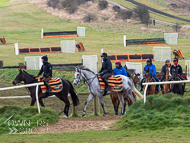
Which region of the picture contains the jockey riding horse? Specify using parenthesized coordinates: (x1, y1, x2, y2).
(140, 58, 160, 92)
(170, 58, 186, 94)
(37, 55, 52, 93)
(98, 53, 112, 91)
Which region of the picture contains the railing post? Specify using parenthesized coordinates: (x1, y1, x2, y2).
(144, 84, 148, 104)
(35, 85, 41, 113)
(93, 96, 97, 116)
(72, 105, 77, 116)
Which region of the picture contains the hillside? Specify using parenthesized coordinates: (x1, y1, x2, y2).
(0, 0, 190, 71)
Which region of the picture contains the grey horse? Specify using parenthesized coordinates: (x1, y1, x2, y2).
(73, 67, 143, 116)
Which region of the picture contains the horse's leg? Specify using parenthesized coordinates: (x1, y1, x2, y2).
(110, 94, 119, 115)
(82, 94, 94, 117)
(118, 92, 125, 115)
(30, 96, 36, 106)
(39, 99, 45, 107)
(56, 93, 70, 117)
(98, 94, 106, 116)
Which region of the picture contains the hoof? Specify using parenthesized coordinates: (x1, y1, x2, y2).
(103, 112, 106, 116)
(82, 112, 86, 117)
(64, 115, 68, 118)
(115, 113, 118, 115)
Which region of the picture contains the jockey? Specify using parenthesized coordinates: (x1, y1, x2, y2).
(37, 55, 52, 92)
(160, 59, 171, 81)
(139, 58, 160, 92)
(170, 58, 182, 76)
(98, 53, 112, 91)
(114, 60, 128, 76)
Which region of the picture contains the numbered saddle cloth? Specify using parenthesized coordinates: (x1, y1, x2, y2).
(37, 78, 63, 94)
(98, 76, 123, 91)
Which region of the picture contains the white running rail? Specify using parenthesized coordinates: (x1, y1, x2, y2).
(142, 80, 190, 103)
(0, 83, 44, 113)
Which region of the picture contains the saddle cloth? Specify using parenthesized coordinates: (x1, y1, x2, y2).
(98, 76, 123, 92)
(37, 77, 63, 94)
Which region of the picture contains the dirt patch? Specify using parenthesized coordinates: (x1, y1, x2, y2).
(32, 115, 121, 133)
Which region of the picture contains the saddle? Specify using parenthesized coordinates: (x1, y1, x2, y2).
(37, 77, 63, 94)
(98, 76, 123, 92)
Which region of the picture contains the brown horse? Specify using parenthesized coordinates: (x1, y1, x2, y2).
(143, 68, 158, 95)
(12, 70, 79, 117)
(162, 64, 171, 95)
(110, 73, 141, 115)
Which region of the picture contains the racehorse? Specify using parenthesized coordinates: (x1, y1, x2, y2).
(12, 70, 79, 117)
(110, 73, 141, 115)
(73, 68, 143, 116)
(143, 68, 158, 95)
(171, 66, 184, 96)
(162, 64, 171, 95)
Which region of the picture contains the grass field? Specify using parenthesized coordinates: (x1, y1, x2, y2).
(0, 0, 190, 71)
(0, 127, 190, 142)
(0, 0, 10, 6)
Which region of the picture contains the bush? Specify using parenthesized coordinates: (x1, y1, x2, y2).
(47, 0, 60, 9)
(115, 93, 190, 130)
(133, 5, 151, 27)
(66, 6, 78, 14)
(98, 0, 108, 10)
(61, 0, 73, 8)
(118, 10, 133, 20)
(112, 5, 120, 12)
(83, 13, 97, 23)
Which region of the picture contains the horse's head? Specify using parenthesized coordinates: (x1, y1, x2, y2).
(73, 67, 83, 86)
(144, 68, 151, 82)
(12, 69, 24, 85)
(133, 73, 141, 85)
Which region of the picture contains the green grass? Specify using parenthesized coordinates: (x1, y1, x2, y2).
(115, 93, 190, 130)
(0, 0, 10, 5)
(0, 127, 190, 142)
(0, 105, 59, 135)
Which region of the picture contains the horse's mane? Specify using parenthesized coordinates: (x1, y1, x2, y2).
(81, 68, 95, 74)
(23, 70, 36, 79)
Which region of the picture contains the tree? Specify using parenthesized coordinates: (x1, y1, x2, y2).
(47, 0, 60, 9)
(83, 13, 97, 23)
(173, 23, 182, 32)
(134, 5, 151, 27)
(98, 0, 108, 10)
(118, 10, 133, 20)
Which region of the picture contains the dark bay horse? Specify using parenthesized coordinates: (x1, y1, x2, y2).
(110, 73, 141, 115)
(143, 68, 158, 95)
(171, 67, 184, 96)
(12, 70, 79, 117)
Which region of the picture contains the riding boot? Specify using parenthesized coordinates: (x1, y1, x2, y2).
(103, 79, 110, 91)
(44, 82, 52, 92)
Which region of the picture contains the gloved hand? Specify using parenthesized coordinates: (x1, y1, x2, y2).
(100, 72, 104, 76)
(178, 74, 180, 76)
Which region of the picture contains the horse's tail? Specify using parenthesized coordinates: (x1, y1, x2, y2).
(132, 85, 143, 99)
(67, 80, 80, 106)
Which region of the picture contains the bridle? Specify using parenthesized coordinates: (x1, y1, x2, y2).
(75, 69, 97, 92)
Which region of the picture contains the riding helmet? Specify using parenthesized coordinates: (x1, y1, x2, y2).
(146, 58, 152, 64)
(173, 58, 178, 63)
(101, 53, 107, 57)
(115, 60, 121, 64)
(42, 55, 48, 62)
(165, 59, 170, 63)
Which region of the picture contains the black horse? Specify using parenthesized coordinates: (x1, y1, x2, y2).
(171, 67, 184, 96)
(12, 70, 79, 117)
